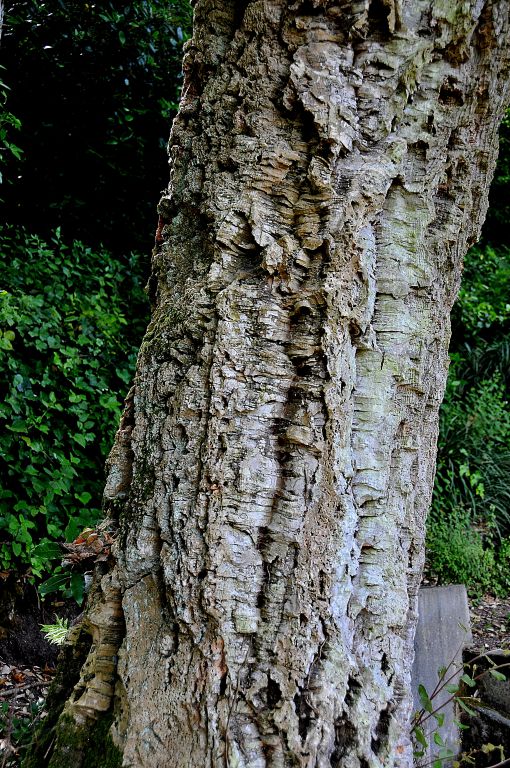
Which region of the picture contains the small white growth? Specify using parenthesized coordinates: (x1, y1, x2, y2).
(161, 634, 176, 684)
(160, 634, 175, 657)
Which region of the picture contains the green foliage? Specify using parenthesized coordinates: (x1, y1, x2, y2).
(0, 226, 147, 576)
(0, 700, 45, 768)
(492, 537, 510, 598)
(434, 369, 510, 534)
(485, 108, 510, 243)
(430, 367, 510, 595)
(456, 245, 510, 335)
(38, 570, 86, 606)
(2, 0, 193, 252)
(412, 648, 510, 767)
(429, 172, 510, 596)
(426, 509, 495, 597)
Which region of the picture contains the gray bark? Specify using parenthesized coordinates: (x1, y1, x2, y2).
(41, 2, 510, 767)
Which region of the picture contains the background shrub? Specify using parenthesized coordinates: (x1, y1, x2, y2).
(428, 118, 510, 595)
(0, 226, 148, 576)
(426, 508, 495, 597)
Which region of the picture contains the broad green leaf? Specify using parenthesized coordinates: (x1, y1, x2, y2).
(76, 491, 92, 505)
(460, 673, 476, 688)
(70, 573, 85, 606)
(39, 572, 70, 596)
(489, 669, 507, 681)
(418, 684, 433, 713)
(414, 727, 427, 749)
(31, 541, 63, 560)
(434, 732, 445, 747)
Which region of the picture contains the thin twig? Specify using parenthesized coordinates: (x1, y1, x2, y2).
(43, 736, 55, 762)
(0, 680, 50, 699)
(427, 636, 466, 702)
(416, 662, 510, 731)
(417, 745, 510, 768)
(413, 649, 510, 730)
(483, 757, 510, 768)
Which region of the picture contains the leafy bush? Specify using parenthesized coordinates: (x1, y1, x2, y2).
(456, 245, 510, 336)
(0, 226, 148, 576)
(426, 508, 496, 597)
(0, 699, 45, 768)
(492, 537, 510, 598)
(429, 239, 510, 595)
(452, 244, 510, 395)
(429, 148, 510, 595)
(427, 509, 510, 599)
(434, 369, 510, 536)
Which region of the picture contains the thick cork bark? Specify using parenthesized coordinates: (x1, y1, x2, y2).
(34, 2, 510, 768)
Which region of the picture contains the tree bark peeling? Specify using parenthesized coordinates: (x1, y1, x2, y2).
(41, 2, 510, 767)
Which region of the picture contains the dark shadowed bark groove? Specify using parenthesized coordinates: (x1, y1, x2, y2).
(30, 2, 510, 768)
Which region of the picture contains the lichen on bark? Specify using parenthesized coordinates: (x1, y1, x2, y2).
(29, 2, 510, 767)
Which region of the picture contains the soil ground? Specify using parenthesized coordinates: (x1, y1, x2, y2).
(0, 580, 508, 767)
(0, 576, 80, 767)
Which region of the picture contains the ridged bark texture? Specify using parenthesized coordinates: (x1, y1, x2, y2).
(43, 2, 510, 767)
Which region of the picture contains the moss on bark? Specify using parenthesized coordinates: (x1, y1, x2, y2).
(45, 713, 122, 768)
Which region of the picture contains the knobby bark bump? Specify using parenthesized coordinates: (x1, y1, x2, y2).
(27, 2, 510, 767)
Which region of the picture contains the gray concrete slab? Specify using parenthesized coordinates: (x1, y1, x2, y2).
(411, 585, 472, 766)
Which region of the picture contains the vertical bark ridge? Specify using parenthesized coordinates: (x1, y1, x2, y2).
(42, 2, 510, 767)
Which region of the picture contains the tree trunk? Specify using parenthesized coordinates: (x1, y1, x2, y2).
(28, 2, 510, 767)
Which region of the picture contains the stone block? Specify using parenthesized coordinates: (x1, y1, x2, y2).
(412, 585, 472, 765)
